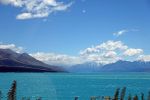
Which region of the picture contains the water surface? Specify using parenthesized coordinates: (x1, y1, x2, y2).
(0, 72, 150, 100)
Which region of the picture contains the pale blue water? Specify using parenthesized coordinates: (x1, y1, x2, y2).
(0, 73, 150, 100)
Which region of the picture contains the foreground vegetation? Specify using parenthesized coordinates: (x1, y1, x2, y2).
(85, 87, 150, 100)
(0, 81, 150, 100)
(0, 81, 41, 100)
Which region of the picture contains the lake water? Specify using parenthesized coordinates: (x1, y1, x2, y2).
(0, 72, 150, 100)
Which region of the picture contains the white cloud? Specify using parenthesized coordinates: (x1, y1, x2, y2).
(113, 30, 128, 36)
(0, 43, 23, 53)
(80, 41, 128, 56)
(113, 29, 139, 37)
(0, 0, 22, 6)
(0, 0, 73, 20)
(30, 52, 85, 66)
(80, 40, 127, 64)
(80, 40, 144, 64)
(123, 48, 143, 56)
(16, 13, 32, 20)
(96, 41, 128, 51)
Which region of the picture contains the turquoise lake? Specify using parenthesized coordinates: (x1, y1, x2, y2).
(0, 73, 150, 100)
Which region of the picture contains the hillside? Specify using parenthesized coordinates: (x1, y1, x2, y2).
(0, 49, 64, 72)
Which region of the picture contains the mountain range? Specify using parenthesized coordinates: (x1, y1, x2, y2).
(68, 62, 102, 73)
(1, 48, 150, 73)
(0, 49, 64, 72)
(69, 60, 150, 73)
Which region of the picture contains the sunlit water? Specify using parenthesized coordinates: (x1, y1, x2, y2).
(0, 72, 150, 100)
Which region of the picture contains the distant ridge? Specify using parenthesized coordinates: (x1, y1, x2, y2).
(69, 62, 102, 73)
(99, 60, 150, 72)
(69, 60, 150, 73)
(0, 49, 64, 72)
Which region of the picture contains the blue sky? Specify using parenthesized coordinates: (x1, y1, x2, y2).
(0, 0, 150, 66)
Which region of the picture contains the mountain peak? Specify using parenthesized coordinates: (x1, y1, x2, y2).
(0, 48, 64, 72)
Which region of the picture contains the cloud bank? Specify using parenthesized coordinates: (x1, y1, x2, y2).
(80, 41, 143, 64)
(0, 0, 73, 20)
(0, 41, 149, 66)
(28, 41, 150, 65)
(30, 52, 84, 66)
